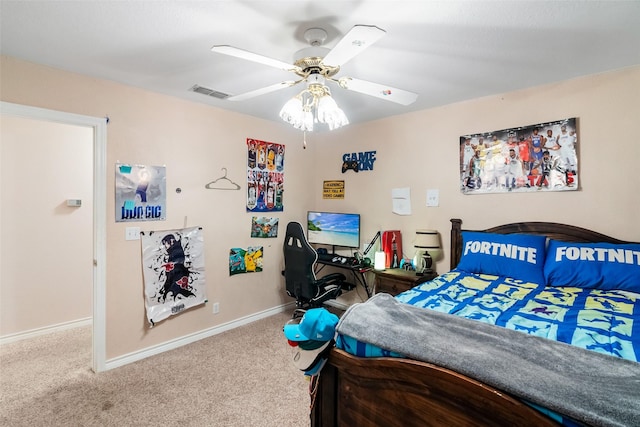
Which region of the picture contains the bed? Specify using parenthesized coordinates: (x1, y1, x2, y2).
(310, 219, 640, 427)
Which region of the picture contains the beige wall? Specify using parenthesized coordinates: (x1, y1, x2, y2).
(0, 116, 93, 335)
(311, 66, 640, 273)
(2, 55, 639, 361)
(0, 56, 314, 359)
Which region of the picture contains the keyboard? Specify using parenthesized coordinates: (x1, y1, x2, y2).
(317, 253, 362, 267)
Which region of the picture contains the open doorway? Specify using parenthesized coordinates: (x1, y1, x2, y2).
(0, 102, 106, 372)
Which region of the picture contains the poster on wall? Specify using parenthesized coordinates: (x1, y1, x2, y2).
(460, 118, 578, 194)
(141, 226, 207, 326)
(115, 164, 166, 221)
(251, 217, 279, 238)
(229, 246, 263, 275)
(247, 138, 284, 212)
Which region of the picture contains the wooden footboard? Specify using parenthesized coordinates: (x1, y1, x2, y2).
(311, 348, 559, 427)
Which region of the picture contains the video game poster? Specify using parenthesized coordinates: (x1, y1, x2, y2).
(251, 217, 279, 238)
(115, 164, 166, 222)
(460, 118, 578, 194)
(141, 226, 207, 326)
(247, 138, 284, 212)
(229, 246, 263, 275)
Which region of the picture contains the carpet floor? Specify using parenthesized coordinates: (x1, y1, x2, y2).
(0, 310, 310, 427)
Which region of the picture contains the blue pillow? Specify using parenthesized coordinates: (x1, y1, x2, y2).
(544, 240, 640, 292)
(458, 231, 546, 284)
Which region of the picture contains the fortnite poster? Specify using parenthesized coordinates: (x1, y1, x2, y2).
(141, 226, 207, 325)
(115, 164, 166, 222)
(247, 138, 284, 212)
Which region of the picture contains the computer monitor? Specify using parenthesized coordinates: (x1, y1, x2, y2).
(307, 211, 361, 249)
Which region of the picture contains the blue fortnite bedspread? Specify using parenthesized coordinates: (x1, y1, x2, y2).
(336, 270, 640, 426)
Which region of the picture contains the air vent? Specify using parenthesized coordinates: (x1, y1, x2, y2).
(189, 84, 230, 99)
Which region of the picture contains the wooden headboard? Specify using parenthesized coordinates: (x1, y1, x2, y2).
(449, 218, 631, 270)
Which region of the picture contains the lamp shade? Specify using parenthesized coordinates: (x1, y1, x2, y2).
(414, 230, 440, 250)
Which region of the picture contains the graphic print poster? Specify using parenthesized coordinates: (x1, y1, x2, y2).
(115, 164, 166, 222)
(460, 117, 578, 194)
(229, 246, 263, 275)
(247, 138, 284, 212)
(141, 226, 207, 325)
(251, 217, 279, 238)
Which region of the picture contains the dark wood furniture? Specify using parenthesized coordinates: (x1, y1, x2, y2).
(373, 268, 437, 296)
(311, 218, 634, 427)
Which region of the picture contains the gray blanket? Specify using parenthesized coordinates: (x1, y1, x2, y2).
(336, 293, 640, 427)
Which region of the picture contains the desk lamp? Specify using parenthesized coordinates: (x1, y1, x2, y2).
(414, 230, 440, 276)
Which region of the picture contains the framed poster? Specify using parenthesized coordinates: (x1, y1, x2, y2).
(460, 118, 578, 194)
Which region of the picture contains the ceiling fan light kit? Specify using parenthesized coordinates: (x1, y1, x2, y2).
(211, 24, 417, 132)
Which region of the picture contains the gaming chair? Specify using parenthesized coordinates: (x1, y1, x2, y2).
(283, 221, 347, 309)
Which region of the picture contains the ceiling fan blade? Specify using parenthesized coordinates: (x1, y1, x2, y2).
(322, 25, 386, 67)
(227, 81, 299, 101)
(337, 77, 418, 105)
(211, 45, 301, 73)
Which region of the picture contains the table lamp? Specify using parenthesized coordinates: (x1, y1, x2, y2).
(413, 230, 440, 276)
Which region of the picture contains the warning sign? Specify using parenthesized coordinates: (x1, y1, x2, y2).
(323, 180, 345, 199)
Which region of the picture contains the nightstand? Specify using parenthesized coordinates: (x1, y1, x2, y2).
(373, 268, 438, 296)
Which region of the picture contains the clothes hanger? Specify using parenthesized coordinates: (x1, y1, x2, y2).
(205, 167, 241, 190)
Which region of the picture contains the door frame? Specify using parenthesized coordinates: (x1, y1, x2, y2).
(1, 101, 107, 372)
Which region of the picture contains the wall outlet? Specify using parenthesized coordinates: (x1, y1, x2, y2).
(213, 302, 220, 314)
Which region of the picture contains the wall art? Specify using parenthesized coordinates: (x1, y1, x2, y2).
(141, 226, 206, 326)
(247, 138, 284, 212)
(115, 163, 166, 221)
(251, 217, 279, 238)
(460, 118, 578, 194)
(229, 246, 263, 275)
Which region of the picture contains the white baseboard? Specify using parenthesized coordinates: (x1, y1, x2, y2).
(0, 317, 92, 345)
(104, 302, 295, 371)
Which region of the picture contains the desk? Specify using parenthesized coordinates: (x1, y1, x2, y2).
(373, 268, 438, 296)
(315, 259, 373, 297)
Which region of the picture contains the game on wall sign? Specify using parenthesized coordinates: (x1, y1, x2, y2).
(341, 150, 376, 173)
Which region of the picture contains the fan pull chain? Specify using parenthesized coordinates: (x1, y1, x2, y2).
(303, 131, 307, 149)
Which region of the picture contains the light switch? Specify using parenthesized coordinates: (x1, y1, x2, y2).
(125, 227, 141, 241)
(426, 189, 439, 207)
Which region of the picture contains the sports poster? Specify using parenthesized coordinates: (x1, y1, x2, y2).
(229, 246, 263, 275)
(247, 138, 284, 212)
(460, 118, 578, 194)
(115, 164, 166, 221)
(141, 226, 206, 325)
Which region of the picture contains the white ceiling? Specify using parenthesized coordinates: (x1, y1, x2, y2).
(2, 1, 640, 131)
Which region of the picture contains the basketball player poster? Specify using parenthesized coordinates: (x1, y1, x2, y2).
(115, 164, 166, 222)
(141, 226, 207, 326)
(459, 118, 578, 194)
(247, 138, 284, 212)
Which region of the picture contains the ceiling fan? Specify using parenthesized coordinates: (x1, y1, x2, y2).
(210, 25, 418, 131)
